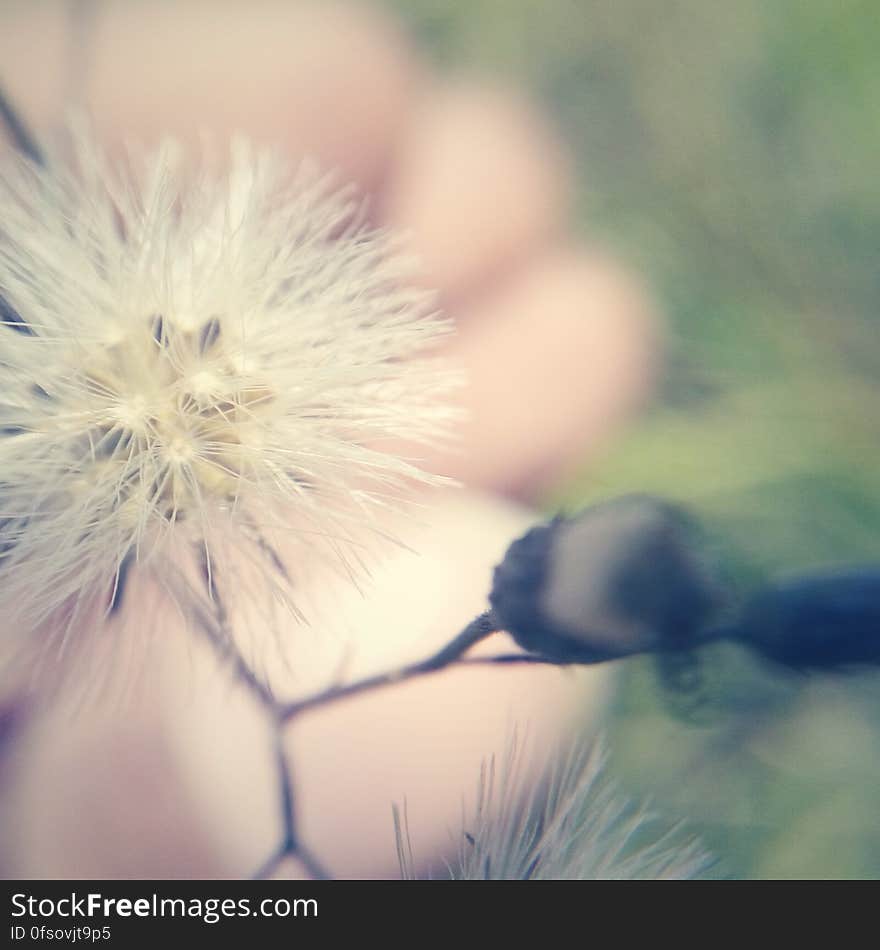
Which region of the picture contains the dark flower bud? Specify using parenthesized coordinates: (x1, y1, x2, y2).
(489, 495, 723, 664)
(730, 569, 880, 670)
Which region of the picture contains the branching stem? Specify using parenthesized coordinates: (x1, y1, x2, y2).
(187, 592, 546, 880)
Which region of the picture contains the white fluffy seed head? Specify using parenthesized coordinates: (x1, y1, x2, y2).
(0, 127, 458, 665)
(395, 735, 713, 880)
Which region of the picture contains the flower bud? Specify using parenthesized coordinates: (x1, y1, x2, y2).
(731, 569, 880, 670)
(489, 495, 722, 664)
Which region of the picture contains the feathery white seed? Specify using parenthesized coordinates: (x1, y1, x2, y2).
(396, 737, 713, 880)
(0, 129, 457, 652)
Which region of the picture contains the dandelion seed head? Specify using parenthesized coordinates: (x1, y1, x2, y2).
(395, 735, 714, 880)
(0, 126, 457, 659)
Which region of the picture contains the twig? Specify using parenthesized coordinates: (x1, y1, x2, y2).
(187, 585, 276, 709)
(0, 84, 44, 165)
(251, 728, 332, 880)
(186, 563, 509, 880)
(459, 653, 565, 668)
(278, 610, 500, 722)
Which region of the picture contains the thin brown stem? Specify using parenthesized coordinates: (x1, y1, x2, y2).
(279, 610, 500, 722)
(187, 583, 276, 708)
(185, 562, 329, 880)
(0, 84, 44, 165)
(187, 594, 531, 880)
(251, 727, 332, 880)
(459, 653, 565, 668)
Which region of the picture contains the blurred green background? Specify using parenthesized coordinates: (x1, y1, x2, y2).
(389, 0, 880, 878)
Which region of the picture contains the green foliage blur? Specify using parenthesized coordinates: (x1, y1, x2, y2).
(390, 0, 880, 878)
